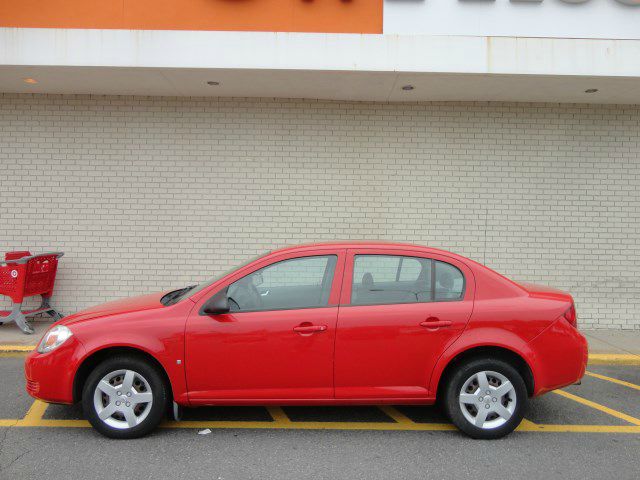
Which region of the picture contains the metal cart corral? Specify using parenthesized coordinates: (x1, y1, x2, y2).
(0, 251, 65, 334)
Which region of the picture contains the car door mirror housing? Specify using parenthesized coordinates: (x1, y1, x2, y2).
(202, 289, 230, 315)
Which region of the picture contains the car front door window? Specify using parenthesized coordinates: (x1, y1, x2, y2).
(227, 255, 337, 312)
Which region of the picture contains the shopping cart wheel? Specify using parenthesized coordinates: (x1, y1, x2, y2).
(15, 312, 34, 335)
(46, 309, 64, 322)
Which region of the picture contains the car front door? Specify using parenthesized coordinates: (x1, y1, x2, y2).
(334, 248, 474, 400)
(185, 249, 345, 403)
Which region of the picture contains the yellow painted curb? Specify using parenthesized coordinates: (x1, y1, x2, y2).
(588, 354, 640, 365)
(0, 345, 35, 352)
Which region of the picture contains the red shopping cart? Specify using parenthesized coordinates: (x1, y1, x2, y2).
(0, 251, 65, 334)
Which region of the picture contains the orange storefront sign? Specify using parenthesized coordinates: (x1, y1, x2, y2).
(0, 0, 382, 34)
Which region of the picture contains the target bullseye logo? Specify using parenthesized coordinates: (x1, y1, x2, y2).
(10, 269, 18, 278)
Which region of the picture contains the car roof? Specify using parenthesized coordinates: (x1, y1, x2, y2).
(270, 241, 462, 258)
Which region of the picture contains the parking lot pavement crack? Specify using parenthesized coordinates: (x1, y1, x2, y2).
(1, 447, 30, 475)
(0, 420, 21, 474)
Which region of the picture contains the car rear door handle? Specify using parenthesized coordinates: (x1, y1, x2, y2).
(420, 318, 452, 329)
(293, 324, 327, 334)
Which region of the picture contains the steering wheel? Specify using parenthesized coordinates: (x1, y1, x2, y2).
(246, 279, 263, 309)
(228, 297, 240, 311)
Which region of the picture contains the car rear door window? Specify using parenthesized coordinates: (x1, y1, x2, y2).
(351, 255, 464, 305)
(227, 255, 337, 312)
(351, 255, 433, 305)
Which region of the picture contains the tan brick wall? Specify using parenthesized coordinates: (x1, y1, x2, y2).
(1, 94, 638, 329)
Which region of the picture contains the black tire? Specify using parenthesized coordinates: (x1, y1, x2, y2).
(443, 358, 528, 440)
(82, 355, 168, 439)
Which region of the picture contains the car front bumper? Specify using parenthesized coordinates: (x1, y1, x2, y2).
(24, 337, 85, 404)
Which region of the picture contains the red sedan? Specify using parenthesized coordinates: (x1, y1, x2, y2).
(25, 242, 587, 439)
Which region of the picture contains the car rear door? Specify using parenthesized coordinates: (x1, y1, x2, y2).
(334, 248, 474, 400)
(185, 249, 345, 403)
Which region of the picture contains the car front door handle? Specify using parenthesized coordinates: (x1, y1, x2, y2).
(293, 324, 327, 334)
(419, 318, 452, 329)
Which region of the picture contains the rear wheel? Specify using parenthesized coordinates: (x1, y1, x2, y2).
(443, 358, 528, 439)
(82, 356, 167, 439)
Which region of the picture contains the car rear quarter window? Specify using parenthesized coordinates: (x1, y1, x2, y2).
(434, 260, 464, 301)
(351, 255, 464, 306)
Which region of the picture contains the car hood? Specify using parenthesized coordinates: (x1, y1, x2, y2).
(59, 291, 169, 326)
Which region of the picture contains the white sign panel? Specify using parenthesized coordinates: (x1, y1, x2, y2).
(384, 0, 640, 39)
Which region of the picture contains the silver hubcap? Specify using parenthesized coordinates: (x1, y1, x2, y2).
(93, 369, 153, 430)
(459, 370, 516, 429)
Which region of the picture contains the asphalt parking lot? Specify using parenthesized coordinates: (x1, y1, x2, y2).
(0, 354, 639, 480)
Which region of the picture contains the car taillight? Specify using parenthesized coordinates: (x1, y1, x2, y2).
(564, 304, 577, 328)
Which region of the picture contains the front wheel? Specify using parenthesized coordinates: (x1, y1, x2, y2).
(443, 358, 528, 439)
(82, 356, 167, 439)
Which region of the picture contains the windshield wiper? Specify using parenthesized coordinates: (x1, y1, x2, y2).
(161, 285, 197, 306)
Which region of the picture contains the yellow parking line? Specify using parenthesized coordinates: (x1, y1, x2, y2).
(585, 371, 640, 392)
(20, 400, 49, 426)
(15, 419, 90, 428)
(532, 424, 640, 433)
(517, 418, 539, 429)
(378, 406, 415, 425)
(266, 406, 292, 424)
(553, 390, 640, 426)
(3, 417, 640, 434)
(2, 404, 639, 434)
(163, 420, 457, 431)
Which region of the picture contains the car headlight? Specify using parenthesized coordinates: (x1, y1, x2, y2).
(37, 325, 73, 353)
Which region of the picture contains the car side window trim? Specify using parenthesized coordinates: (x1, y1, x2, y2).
(395, 257, 403, 282)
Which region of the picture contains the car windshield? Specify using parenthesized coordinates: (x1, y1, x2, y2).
(161, 252, 267, 306)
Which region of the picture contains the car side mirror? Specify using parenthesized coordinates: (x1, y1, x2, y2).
(202, 289, 230, 315)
